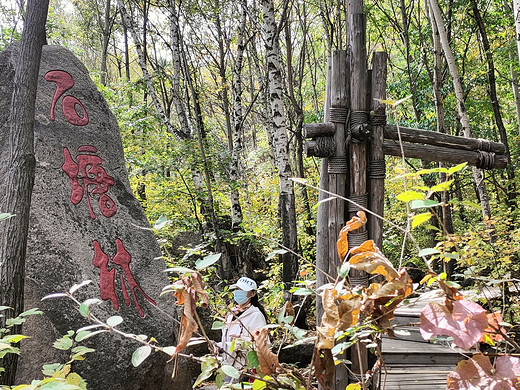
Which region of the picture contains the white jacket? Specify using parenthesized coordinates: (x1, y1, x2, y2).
(220, 304, 266, 366)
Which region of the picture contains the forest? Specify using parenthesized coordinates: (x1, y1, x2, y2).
(1, 0, 520, 389)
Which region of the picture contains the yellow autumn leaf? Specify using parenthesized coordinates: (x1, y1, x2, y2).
(412, 212, 432, 229)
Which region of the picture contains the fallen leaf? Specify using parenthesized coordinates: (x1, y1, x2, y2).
(252, 327, 280, 375)
(420, 298, 488, 349)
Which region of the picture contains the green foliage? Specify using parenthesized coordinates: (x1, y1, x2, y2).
(0, 307, 90, 390)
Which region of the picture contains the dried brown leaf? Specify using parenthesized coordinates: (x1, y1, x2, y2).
(349, 242, 399, 281)
(337, 298, 361, 331)
(313, 348, 334, 390)
(190, 271, 209, 308)
(252, 327, 280, 375)
(280, 301, 295, 325)
(174, 289, 198, 356)
(317, 289, 339, 349)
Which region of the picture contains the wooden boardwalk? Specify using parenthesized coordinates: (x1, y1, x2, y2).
(376, 291, 466, 390)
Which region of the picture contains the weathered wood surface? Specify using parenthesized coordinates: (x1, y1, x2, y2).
(315, 56, 332, 324)
(383, 140, 508, 169)
(368, 51, 387, 249)
(384, 124, 506, 154)
(304, 122, 335, 138)
(348, 11, 369, 384)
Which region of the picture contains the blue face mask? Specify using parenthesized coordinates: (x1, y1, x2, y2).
(233, 289, 249, 305)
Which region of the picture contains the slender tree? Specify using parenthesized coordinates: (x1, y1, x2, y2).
(0, 0, 49, 384)
(471, 0, 516, 208)
(429, 0, 492, 220)
(261, 0, 299, 284)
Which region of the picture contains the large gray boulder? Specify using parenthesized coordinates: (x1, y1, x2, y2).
(0, 44, 194, 389)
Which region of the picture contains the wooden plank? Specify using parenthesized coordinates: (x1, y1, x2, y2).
(304, 122, 335, 138)
(383, 140, 508, 169)
(382, 338, 463, 354)
(384, 124, 506, 154)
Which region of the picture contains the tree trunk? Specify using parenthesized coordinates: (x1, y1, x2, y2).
(230, 0, 247, 229)
(429, 0, 492, 220)
(285, 10, 314, 238)
(513, 0, 520, 70)
(471, 0, 516, 208)
(399, 0, 422, 123)
(122, 17, 130, 81)
(99, 0, 111, 86)
(509, 51, 520, 136)
(262, 0, 299, 285)
(426, 0, 454, 239)
(116, 0, 189, 139)
(0, 0, 49, 384)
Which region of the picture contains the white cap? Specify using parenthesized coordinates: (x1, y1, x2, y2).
(230, 276, 257, 291)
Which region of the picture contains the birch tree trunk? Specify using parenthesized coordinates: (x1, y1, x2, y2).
(0, 0, 49, 384)
(230, 0, 247, 229)
(429, 0, 492, 220)
(514, 0, 520, 68)
(117, 0, 189, 139)
(262, 0, 299, 284)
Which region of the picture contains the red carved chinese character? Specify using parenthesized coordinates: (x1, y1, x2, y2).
(92, 239, 157, 317)
(45, 70, 89, 126)
(62, 146, 117, 219)
(92, 240, 119, 311)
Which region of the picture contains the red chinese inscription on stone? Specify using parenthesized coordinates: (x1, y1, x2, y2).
(45, 70, 89, 126)
(92, 239, 157, 318)
(62, 146, 117, 219)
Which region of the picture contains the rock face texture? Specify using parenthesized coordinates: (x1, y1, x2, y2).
(0, 44, 190, 389)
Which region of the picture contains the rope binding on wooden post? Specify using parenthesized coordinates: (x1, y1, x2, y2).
(476, 150, 495, 170)
(369, 159, 386, 179)
(348, 193, 368, 212)
(329, 107, 349, 124)
(328, 156, 348, 174)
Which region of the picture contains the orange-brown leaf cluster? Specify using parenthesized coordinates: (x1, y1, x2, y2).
(349, 240, 400, 281)
(336, 211, 367, 260)
(252, 327, 280, 376)
(172, 272, 210, 356)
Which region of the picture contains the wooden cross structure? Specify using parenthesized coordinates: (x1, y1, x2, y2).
(305, 2, 507, 389)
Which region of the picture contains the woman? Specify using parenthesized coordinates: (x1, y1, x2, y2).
(219, 276, 268, 370)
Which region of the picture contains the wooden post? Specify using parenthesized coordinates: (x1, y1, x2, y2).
(328, 49, 350, 390)
(316, 57, 332, 324)
(348, 9, 369, 386)
(369, 52, 387, 249)
(328, 50, 349, 280)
